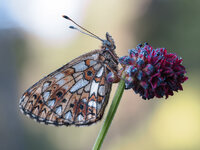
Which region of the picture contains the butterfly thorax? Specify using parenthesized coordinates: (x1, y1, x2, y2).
(101, 32, 118, 64)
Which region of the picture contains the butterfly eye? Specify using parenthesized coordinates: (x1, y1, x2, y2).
(38, 100, 43, 104)
(84, 67, 95, 81)
(87, 70, 93, 76)
(70, 103, 74, 108)
(62, 99, 67, 103)
(33, 94, 37, 99)
(79, 104, 84, 110)
(56, 91, 63, 98)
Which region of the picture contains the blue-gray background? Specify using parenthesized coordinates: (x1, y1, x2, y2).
(0, 0, 199, 150)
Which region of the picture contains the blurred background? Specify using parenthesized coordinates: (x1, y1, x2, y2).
(0, 0, 200, 150)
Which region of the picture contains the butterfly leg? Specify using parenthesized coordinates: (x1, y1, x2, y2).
(106, 69, 120, 83)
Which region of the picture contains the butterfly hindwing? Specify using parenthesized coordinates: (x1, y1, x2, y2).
(19, 49, 116, 126)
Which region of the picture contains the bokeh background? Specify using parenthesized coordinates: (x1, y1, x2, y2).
(0, 0, 200, 150)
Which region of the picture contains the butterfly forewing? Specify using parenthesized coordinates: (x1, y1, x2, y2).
(19, 49, 118, 126)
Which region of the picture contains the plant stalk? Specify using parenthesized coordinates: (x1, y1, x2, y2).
(92, 74, 125, 150)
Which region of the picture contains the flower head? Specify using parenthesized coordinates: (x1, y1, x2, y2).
(119, 43, 188, 100)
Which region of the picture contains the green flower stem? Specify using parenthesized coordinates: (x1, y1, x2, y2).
(92, 74, 125, 150)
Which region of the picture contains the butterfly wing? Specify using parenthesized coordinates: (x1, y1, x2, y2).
(19, 49, 115, 126)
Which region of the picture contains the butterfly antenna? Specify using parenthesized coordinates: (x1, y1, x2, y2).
(68, 26, 102, 41)
(62, 15, 104, 42)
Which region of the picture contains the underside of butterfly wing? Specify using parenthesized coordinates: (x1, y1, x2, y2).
(19, 49, 118, 126)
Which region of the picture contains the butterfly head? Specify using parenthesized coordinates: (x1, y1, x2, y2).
(102, 32, 116, 51)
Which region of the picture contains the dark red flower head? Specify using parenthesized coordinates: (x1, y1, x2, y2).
(118, 43, 188, 100)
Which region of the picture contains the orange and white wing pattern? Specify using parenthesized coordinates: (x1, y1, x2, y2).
(19, 49, 119, 126)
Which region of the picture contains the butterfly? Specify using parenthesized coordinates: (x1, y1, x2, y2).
(19, 16, 120, 126)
